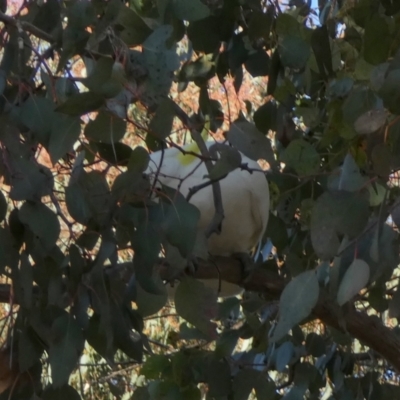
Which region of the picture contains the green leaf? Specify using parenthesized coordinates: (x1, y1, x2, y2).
(254, 102, 278, 133)
(19, 202, 60, 251)
(244, 50, 270, 77)
(232, 369, 266, 400)
(207, 143, 242, 180)
(305, 333, 326, 357)
(342, 87, 380, 126)
(136, 275, 167, 317)
(17, 96, 54, 145)
(65, 183, 93, 224)
(32, 0, 61, 34)
(128, 146, 150, 172)
(327, 77, 354, 98)
(328, 153, 367, 192)
(141, 354, 171, 379)
(279, 35, 310, 70)
(83, 57, 122, 98)
(311, 25, 333, 78)
(116, 5, 152, 46)
(42, 384, 81, 400)
(276, 341, 294, 372)
(55, 92, 105, 116)
(9, 158, 53, 201)
(19, 252, 33, 309)
(49, 314, 85, 387)
(159, 187, 201, 257)
(275, 13, 301, 37)
(281, 139, 320, 176)
(371, 144, 392, 177)
(337, 259, 370, 305)
(310, 191, 369, 259)
(111, 305, 143, 361)
(389, 286, 400, 319)
(86, 313, 114, 361)
(179, 55, 215, 82)
(148, 98, 175, 140)
(96, 142, 133, 166)
(18, 325, 44, 372)
(187, 17, 222, 53)
(172, 0, 210, 21)
(49, 114, 81, 163)
(379, 69, 400, 115)
(354, 109, 387, 135)
(272, 270, 319, 342)
(363, 15, 390, 65)
(207, 357, 231, 397)
(175, 278, 218, 339)
(84, 110, 126, 143)
(227, 119, 275, 164)
(0, 190, 7, 222)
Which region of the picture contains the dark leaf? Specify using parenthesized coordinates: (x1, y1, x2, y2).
(281, 139, 320, 176)
(55, 92, 105, 116)
(363, 15, 390, 65)
(279, 35, 310, 70)
(42, 384, 81, 400)
(207, 143, 242, 180)
(9, 159, 53, 201)
(49, 314, 84, 387)
(207, 357, 231, 397)
(16, 96, 54, 145)
(0, 190, 7, 222)
(244, 50, 270, 77)
(84, 110, 126, 143)
(227, 120, 276, 165)
(148, 98, 175, 141)
(19, 202, 60, 252)
(175, 278, 218, 339)
(379, 69, 400, 115)
(49, 114, 81, 163)
(254, 102, 278, 133)
(172, 0, 210, 21)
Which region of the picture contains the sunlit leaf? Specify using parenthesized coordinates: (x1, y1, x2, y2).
(337, 259, 370, 306)
(272, 271, 319, 342)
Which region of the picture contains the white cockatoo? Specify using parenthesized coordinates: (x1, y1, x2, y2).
(146, 139, 270, 297)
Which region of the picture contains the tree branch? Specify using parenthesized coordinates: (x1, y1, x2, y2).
(1, 257, 399, 372)
(175, 257, 400, 372)
(0, 11, 54, 43)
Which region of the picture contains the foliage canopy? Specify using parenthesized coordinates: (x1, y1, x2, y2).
(1, 0, 400, 399)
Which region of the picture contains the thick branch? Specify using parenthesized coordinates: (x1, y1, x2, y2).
(1, 257, 400, 371)
(182, 257, 400, 372)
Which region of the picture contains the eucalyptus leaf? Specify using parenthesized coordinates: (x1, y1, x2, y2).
(354, 109, 387, 135)
(281, 139, 320, 176)
(175, 277, 218, 339)
(49, 314, 85, 387)
(55, 92, 105, 116)
(337, 259, 370, 306)
(227, 120, 275, 165)
(84, 110, 126, 143)
(19, 202, 60, 252)
(272, 270, 319, 342)
(172, 0, 210, 21)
